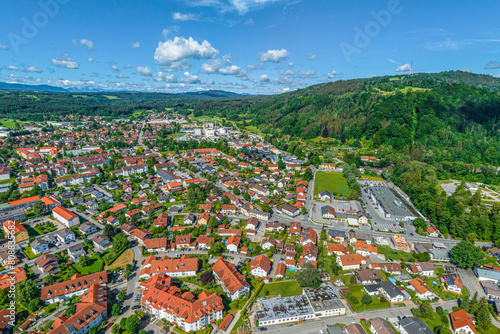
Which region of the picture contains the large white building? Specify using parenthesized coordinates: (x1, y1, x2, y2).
(52, 206, 80, 228)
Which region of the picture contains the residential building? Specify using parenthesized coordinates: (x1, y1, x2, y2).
(378, 281, 404, 303)
(141, 274, 224, 332)
(41, 271, 108, 304)
(250, 255, 272, 277)
(2, 220, 28, 244)
(399, 317, 433, 334)
(370, 318, 396, 334)
(139, 255, 198, 278)
(450, 309, 477, 334)
(212, 258, 250, 301)
(336, 254, 366, 271)
(56, 229, 75, 244)
(408, 277, 434, 300)
(52, 206, 80, 228)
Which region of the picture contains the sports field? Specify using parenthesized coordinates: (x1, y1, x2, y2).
(315, 171, 350, 196)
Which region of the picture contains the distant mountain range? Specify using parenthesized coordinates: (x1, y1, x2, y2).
(0, 81, 250, 97)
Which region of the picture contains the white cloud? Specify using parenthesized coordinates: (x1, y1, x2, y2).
(88, 58, 94, 63)
(50, 54, 79, 69)
(279, 70, 294, 75)
(200, 59, 222, 74)
(181, 71, 200, 84)
(219, 65, 246, 77)
(327, 70, 337, 79)
(111, 65, 120, 73)
(117, 74, 129, 78)
(261, 49, 288, 62)
(309, 53, 317, 60)
(75, 38, 95, 50)
(25, 66, 42, 73)
(7, 66, 19, 70)
(184, 0, 283, 15)
(496, 74, 500, 78)
(135, 66, 153, 76)
(259, 74, 270, 82)
(172, 12, 197, 21)
(485, 61, 500, 69)
(247, 65, 257, 71)
(297, 70, 316, 78)
(288, 62, 294, 67)
(165, 74, 178, 83)
(462, 68, 471, 73)
(132, 42, 141, 49)
(395, 63, 412, 72)
(154, 36, 219, 69)
(0, 44, 8, 50)
(387, 59, 400, 64)
(200, 59, 246, 77)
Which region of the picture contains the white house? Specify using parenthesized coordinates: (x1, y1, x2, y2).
(52, 206, 80, 228)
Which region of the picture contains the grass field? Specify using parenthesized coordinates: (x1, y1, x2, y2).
(72, 95, 89, 98)
(348, 285, 390, 312)
(73, 255, 104, 275)
(360, 174, 385, 181)
(104, 248, 134, 270)
(377, 245, 414, 262)
(22, 247, 40, 259)
(315, 171, 350, 196)
(0, 119, 22, 128)
(104, 95, 120, 99)
(257, 280, 302, 298)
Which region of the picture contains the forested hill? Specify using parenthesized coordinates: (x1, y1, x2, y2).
(183, 71, 500, 166)
(0, 89, 245, 121)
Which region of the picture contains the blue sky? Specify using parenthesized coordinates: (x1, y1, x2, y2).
(0, 0, 499, 94)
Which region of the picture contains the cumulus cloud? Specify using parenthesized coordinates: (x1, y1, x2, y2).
(154, 36, 219, 70)
(181, 71, 200, 84)
(259, 74, 270, 82)
(6, 66, 19, 70)
(327, 70, 337, 79)
(297, 70, 316, 78)
(200, 59, 246, 77)
(172, 12, 197, 21)
(88, 58, 94, 63)
(25, 66, 42, 73)
(309, 53, 317, 60)
(0, 44, 8, 50)
(117, 74, 129, 78)
(50, 54, 79, 69)
(200, 59, 222, 74)
(132, 42, 141, 49)
(280, 70, 294, 75)
(261, 49, 288, 62)
(74, 39, 95, 50)
(395, 63, 412, 72)
(111, 65, 120, 73)
(135, 66, 153, 76)
(219, 65, 246, 77)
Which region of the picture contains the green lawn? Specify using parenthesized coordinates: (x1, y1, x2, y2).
(377, 245, 413, 262)
(104, 95, 120, 100)
(0, 178, 14, 185)
(360, 174, 385, 181)
(257, 280, 302, 298)
(0, 119, 23, 128)
(22, 247, 40, 259)
(73, 255, 104, 275)
(348, 285, 390, 312)
(315, 172, 350, 196)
